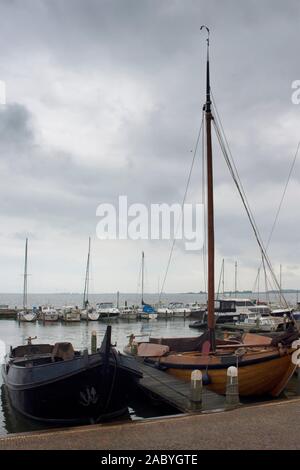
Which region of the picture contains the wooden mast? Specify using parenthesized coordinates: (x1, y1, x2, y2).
(201, 25, 216, 351)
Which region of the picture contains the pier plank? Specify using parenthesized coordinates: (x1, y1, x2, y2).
(137, 361, 225, 412)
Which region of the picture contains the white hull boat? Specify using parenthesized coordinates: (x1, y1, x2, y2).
(157, 307, 173, 318)
(61, 306, 81, 322)
(168, 303, 191, 318)
(18, 311, 37, 322)
(119, 307, 138, 320)
(87, 310, 100, 321)
(96, 303, 120, 319)
(40, 307, 59, 322)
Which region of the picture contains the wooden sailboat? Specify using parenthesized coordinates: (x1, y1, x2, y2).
(17, 238, 37, 322)
(130, 27, 300, 396)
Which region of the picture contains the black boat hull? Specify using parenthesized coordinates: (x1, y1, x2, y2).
(2, 352, 140, 424)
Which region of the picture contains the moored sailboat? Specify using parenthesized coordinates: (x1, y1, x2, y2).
(138, 252, 158, 320)
(127, 27, 300, 396)
(17, 239, 37, 323)
(81, 238, 100, 321)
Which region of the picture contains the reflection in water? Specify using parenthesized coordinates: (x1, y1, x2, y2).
(1, 384, 51, 435)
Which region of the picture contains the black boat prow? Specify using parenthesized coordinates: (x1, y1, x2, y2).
(2, 326, 142, 424)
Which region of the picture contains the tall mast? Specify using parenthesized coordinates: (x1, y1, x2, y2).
(279, 264, 282, 305)
(234, 261, 238, 296)
(257, 267, 260, 303)
(83, 237, 91, 308)
(201, 25, 215, 351)
(141, 251, 144, 304)
(221, 259, 225, 296)
(23, 238, 28, 312)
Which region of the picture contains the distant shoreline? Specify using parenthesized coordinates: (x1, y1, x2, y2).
(0, 290, 298, 295)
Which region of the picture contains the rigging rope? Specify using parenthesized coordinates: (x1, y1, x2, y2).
(211, 94, 289, 308)
(252, 141, 300, 297)
(159, 114, 204, 301)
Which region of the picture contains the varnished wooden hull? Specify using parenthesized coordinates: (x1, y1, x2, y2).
(159, 350, 296, 397)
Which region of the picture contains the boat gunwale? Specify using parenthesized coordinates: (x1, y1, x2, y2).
(2, 352, 141, 391)
(152, 350, 293, 370)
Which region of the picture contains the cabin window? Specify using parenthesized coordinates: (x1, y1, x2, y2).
(235, 301, 254, 307)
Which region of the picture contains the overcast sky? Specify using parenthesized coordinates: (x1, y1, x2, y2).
(0, 0, 300, 294)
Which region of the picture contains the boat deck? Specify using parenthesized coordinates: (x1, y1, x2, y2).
(137, 361, 225, 412)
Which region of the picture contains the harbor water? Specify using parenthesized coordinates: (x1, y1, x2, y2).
(0, 293, 203, 436)
(0, 292, 298, 436)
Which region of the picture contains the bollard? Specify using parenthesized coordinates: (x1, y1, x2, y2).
(190, 370, 202, 411)
(91, 330, 97, 354)
(226, 366, 240, 408)
(128, 334, 138, 355)
(296, 366, 300, 396)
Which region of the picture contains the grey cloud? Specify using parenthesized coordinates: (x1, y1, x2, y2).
(0, 0, 300, 291)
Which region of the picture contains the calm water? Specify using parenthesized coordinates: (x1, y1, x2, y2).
(0, 292, 298, 436)
(0, 291, 298, 310)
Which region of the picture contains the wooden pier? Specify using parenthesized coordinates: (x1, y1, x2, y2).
(0, 308, 18, 319)
(137, 361, 225, 413)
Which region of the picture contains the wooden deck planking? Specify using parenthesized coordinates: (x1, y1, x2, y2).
(137, 361, 225, 413)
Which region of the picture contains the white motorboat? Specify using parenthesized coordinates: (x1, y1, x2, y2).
(96, 302, 120, 319)
(228, 312, 288, 332)
(156, 305, 173, 318)
(185, 302, 206, 320)
(61, 306, 81, 322)
(119, 306, 138, 320)
(40, 306, 59, 322)
(168, 302, 191, 318)
(271, 307, 293, 318)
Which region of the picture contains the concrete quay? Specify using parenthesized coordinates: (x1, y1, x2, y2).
(0, 398, 300, 450)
